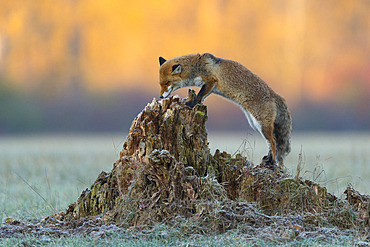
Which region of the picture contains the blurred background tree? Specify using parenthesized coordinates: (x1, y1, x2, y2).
(0, 0, 369, 133)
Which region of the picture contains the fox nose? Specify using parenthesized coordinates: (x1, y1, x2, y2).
(160, 95, 163, 99)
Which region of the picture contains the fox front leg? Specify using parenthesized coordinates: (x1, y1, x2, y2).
(187, 88, 197, 102)
(185, 77, 217, 108)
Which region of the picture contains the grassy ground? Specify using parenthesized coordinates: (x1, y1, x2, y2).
(0, 228, 363, 247)
(0, 133, 124, 222)
(0, 132, 369, 245)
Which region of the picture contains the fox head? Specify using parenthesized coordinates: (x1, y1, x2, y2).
(158, 54, 199, 98)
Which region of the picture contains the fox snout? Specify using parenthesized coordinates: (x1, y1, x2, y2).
(160, 85, 173, 99)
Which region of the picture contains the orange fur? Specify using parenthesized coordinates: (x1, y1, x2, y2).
(158, 53, 292, 166)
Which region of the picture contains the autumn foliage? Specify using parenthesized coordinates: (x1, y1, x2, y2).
(0, 1, 369, 133)
(0, 1, 369, 102)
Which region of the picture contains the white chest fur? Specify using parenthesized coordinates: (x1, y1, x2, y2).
(193, 77, 203, 87)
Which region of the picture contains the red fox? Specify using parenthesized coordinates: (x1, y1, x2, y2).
(158, 53, 292, 166)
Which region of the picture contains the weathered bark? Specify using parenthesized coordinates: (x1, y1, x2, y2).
(65, 95, 232, 227)
(122, 95, 211, 175)
(58, 94, 368, 232)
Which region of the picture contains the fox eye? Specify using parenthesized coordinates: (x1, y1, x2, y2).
(165, 81, 170, 86)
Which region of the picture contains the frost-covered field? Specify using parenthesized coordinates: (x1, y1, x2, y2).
(0, 132, 368, 246)
(1, 132, 369, 221)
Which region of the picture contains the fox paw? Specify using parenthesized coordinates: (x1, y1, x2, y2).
(187, 89, 197, 101)
(262, 155, 276, 168)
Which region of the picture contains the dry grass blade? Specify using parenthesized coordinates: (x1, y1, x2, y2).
(15, 172, 56, 213)
(295, 145, 304, 181)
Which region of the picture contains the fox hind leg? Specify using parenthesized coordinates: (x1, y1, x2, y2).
(261, 122, 277, 166)
(240, 106, 277, 166)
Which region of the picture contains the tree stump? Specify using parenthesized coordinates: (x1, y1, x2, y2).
(63, 94, 249, 228)
(56, 93, 368, 232)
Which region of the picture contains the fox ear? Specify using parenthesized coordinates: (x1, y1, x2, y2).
(159, 57, 166, 66)
(171, 64, 181, 75)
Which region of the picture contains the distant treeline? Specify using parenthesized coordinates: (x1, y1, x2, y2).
(0, 81, 369, 134)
